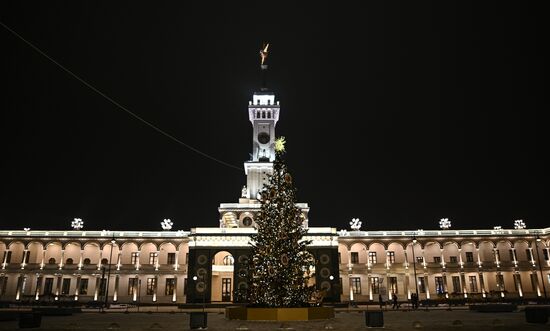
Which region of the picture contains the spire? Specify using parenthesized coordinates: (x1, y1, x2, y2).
(259, 42, 269, 91)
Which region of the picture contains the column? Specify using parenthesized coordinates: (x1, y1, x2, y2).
(34, 275, 42, 301)
(421, 249, 427, 269)
(97, 251, 103, 270)
(367, 273, 372, 301)
(443, 273, 449, 298)
(21, 249, 28, 269)
(174, 250, 180, 271)
(94, 276, 100, 301)
(155, 250, 160, 271)
(424, 274, 430, 299)
(405, 272, 411, 299)
(458, 248, 464, 269)
(2, 250, 9, 269)
(78, 250, 84, 270)
(514, 272, 523, 297)
(132, 276, 139, 302)
(116, 252, 122, 271)
(135, 252, 140, 271)
(511, 248, 517, 267)
(40, 250, 46, 270)
(528, 248, 535, 265)
(113, 275, 119, 302)
(493, 248, 500, 268)
(172, 275, 178, 302)
(460, 272, 468, 298)
(55, 274, 62, 300)
(479, 271, 486, 298)
(74, 275, 81, 301)
(59, 250, 65, 270)
(152, 276, 158, 302)
(476, 247, 482, 268)
(440, 249, 446, 270)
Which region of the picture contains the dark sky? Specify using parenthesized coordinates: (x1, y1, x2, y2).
(0, 2, 545, 231)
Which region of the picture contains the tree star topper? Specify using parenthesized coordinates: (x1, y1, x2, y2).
(274, 136, 286, 153)
(260, 42, 269, 65)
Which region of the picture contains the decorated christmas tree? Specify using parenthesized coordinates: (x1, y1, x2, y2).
(248, 137, 315, 307)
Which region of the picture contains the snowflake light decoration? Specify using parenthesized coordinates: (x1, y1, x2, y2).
(71, 218, 84, 230)
(349, 218, 362, 231)
(514, 219, 526, 230)
(493, 226, 502, 230)
(416, 229, 425, 236)
(338, 229, 349, 237)
(161, 219, 173, 230)
(23, 227, 31, 231)
(439, 218, 451, 230)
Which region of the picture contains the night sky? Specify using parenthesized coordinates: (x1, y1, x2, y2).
(0, 2, 545, 231)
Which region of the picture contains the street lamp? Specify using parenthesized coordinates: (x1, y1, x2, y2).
(411, 235, 419, 300)
(534, 234, 547, 299)
(104, 235, 116, 310)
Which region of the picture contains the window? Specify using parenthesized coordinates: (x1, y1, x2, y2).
(267, 112, 271, 119)
(351, 252, 359, 264)
(435, 276, 444, 294)
(450, 256, 458, 263)
(44, 277, 54, 295)
(433, 256, 441, 263)
(83, 258, 91, 265)
(79, 279, 88, 295)
(48, 258, 56, 264)
(368, 252, 377, 264)
(243, 217, 253, 227)
(495, 274, 505, 291)
(418, 277, 426, 293)
(165, 278, 176, 296)
(167, 253, 176, 265)
(452, 276, 461, 293)
(370, 277, 380, 294)
(387, 251, 395, 263)
(146, 278, 156, 295)
(185, 253, 189, 265)
(223, 255, 234, 266)
(388, 276, 398, 294)
(544, 249, 549, 261)
(416, 257, 424, 264)
(2, 251, 11, 264)
(465, 252, 474, 262)
(149, 252, 158, 265)
(256, 111, 260, 118)
(469, 276, 478, 292)
(131, 252, 139, 264)
(128, 278, 138, 295)
(61, 278, 71, 295)
(350, 277, 361, 294)
(526, 249, 533, 261)
(66, 258, 73, 265)
(493, 249, 500, 261)
(509, 249, 517, 261)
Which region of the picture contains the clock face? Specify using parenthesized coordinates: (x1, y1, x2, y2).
(257, 132, 270, 144)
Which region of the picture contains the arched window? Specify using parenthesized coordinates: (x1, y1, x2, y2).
(66, 258, 73, 265)
(256, 111, 260, 118)
(83, 258, 91, 265)
(267, 112, 271, 119)
(48, 258, 56, 264)
(223, 255, 234, 266)
(262, 112, 266, 118)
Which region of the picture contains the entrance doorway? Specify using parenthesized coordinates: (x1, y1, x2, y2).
(222, 278, 231, 302)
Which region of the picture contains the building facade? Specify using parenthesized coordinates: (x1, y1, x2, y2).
(1, 63, 549, 305)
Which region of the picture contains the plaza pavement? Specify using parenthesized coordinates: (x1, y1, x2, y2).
(0, 306, 548, 330)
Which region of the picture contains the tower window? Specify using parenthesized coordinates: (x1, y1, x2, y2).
(256, 111, 260, 118)
(267, 112, 271, 119)
(262, 112, 266, 118)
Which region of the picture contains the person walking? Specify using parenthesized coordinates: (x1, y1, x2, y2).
(392, 292, 398, 310)
(378, 294, 384, 310)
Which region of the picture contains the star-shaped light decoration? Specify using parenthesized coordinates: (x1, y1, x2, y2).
(416, 229, 425, 236)
(274, 136, 286, 153)
(161, 219, 174, 230)
(439, 218, 451, 230)
(71, 218, 84, 230)
(514, 219, 526, 230)
(23, 227, 31, 231)
(493, 226, 502, 230)
(349, 218, 362, 231)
